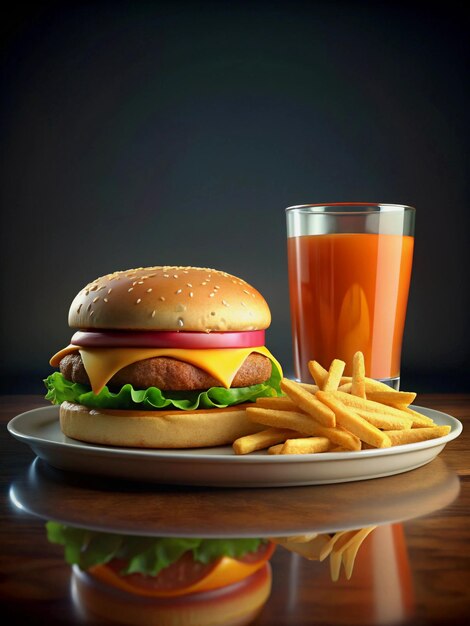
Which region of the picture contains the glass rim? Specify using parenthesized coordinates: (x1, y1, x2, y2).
(285, 203, 416, 216)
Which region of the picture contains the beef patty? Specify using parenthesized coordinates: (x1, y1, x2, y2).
(59, 352, 272, 391)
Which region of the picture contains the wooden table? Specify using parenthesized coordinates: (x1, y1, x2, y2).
(1, 395, 469, 625)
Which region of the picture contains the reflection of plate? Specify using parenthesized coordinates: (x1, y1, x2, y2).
(9, 455, 460, 537)
(8, 405, 462, 488)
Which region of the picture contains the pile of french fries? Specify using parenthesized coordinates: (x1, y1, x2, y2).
(272, 526, 377, 581)
(233, 352, 450, 455)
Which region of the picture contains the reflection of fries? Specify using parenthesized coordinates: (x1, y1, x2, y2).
(233, 352, 451, 456)
(273, 526, 377, 582)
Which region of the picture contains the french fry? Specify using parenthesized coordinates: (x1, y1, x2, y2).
(308, 360, 328, 388)
(232, 428, 302, 455)
(317, 391, 392, 448)
(280, 436, 331, 455)
(351, 352, 366, 398)
(329, 390, 417, 421)
(323, 359, 346, 392)
(281, 378, 336, 428)
(362, 378, 397, 392)
(255, 396, 299, 411)
(354, 408, 412, 430)
(236, 355, 450, 458)
(385, 425, 451, 446)
(246, 407, 361, 450)
(398, 406, 436, 428)
(366, 390, 416, 407)
(298, 382, 320, 394)
(246, 407, 318, 434)
(341, 379, 398, 394)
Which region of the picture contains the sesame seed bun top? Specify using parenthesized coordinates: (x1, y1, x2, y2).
(68, 266, 272, 332)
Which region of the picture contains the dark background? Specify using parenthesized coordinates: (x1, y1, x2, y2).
(1, 0, 468, 393)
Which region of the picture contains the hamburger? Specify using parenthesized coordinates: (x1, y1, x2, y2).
(45, 266, 282, 448)
(46, 522, 274, 626)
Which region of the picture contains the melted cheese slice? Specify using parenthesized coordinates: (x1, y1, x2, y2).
(50, 345, 282, 395)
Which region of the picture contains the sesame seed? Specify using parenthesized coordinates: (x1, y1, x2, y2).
(178, 317, 184, 327)
(136, 298, 142, 304)
(201, 282, 207, 286)
(87, 303, 92, 312)
(241, 301, 246, 307)
(222, 300, 229, 307)
(77, 304, 82, 314)
(209, 293, 215, 297)
(89, 310, 94, 316)
(186, 283, 192, 287)
(243, 289, 250, 295)
(173, 274, 179, 278)
(138, 281, 144, 284)
(159, 296, 166, 301)
(133, 281, 138, 286)
(108, 288, 112, 294)
(146, 288, 152, 293)
(189, 292, 194, 297)
(175, 289, 182, 294)
(103, 298, 108, 303)
(92, 297, 99, 303)
(151, 310, 156, 318)
(128, 287, 134, 292)
(163, 274, 169, 278)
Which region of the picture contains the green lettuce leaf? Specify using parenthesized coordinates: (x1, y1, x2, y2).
(44, 359, 282, 411)
(46, 522, 265, 576)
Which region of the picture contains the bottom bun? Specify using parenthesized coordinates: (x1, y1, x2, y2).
(60, 401, 261, 448)
(71, 563, 272, 626)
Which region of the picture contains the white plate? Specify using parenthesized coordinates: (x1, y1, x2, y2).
(8, 405, 462, 488)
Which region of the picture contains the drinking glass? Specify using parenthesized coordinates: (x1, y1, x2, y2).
(286, 203, 415, 389)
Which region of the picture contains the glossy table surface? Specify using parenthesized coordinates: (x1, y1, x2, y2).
(1, 394, 469, 625)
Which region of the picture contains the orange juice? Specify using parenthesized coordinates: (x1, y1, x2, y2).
(287, 233, 414, 381)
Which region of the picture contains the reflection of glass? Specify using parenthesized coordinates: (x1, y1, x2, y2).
(286, 204, 415, 389)
(283, 523, 414, 625)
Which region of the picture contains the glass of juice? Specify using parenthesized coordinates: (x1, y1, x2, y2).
(286, 203, 415, 389)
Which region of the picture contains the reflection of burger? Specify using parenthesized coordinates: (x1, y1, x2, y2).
(47, 523, 274, 626)
(45, 266, 282, 448)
